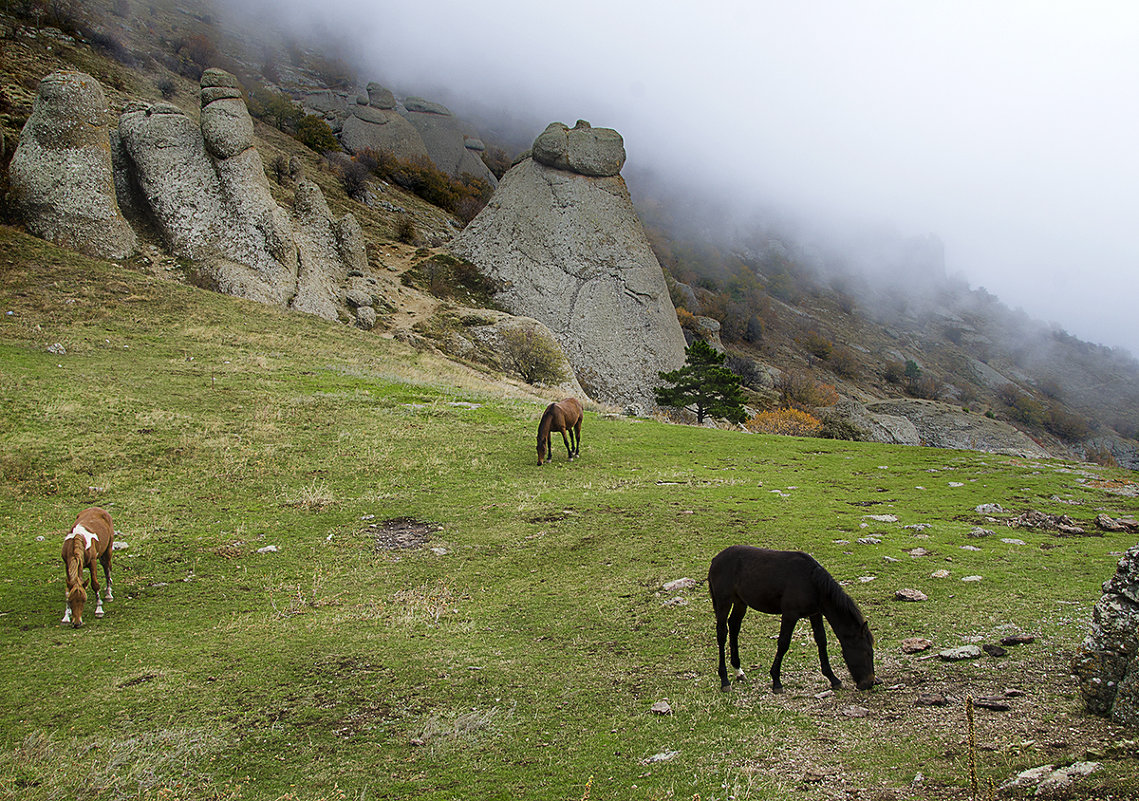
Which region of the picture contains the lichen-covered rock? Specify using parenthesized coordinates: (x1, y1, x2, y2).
(531, 120, 626, 178)
(9, 71, 135, 259)
(1074, 543, 1139, 726)
(450, 125, 685, 412)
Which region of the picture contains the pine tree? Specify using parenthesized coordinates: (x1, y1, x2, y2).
(655, 339, 748, 425)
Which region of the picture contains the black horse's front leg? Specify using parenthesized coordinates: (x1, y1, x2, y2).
(716, 608, 731, 691)
(809, 613, 842, 689)
(770, 615, 797, 693)
(561, 430, 574, 460)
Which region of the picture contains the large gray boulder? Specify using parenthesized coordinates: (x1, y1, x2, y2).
(403, 96, 497, 186)
(1074, 544, 1139, 726)
(9, 71, 135, 259)
(339, 83, 429, 162)
(117, 70, 298, 307)
(532, 120, 625, 177)
(450, 123, 686, 412)
(863, 398, 1052, 457)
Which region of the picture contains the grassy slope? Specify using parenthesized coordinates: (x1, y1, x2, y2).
(2, 227, 1138, 800)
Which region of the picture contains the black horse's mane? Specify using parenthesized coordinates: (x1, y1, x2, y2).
(808, 559, 865, 624)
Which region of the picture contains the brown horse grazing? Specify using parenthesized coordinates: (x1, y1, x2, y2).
(61, 506, 115, 628)
(708, 545, 875, 693)
(537, 398, 583, 465)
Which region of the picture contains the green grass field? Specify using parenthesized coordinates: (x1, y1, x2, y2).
(2, 227, 1138, 800)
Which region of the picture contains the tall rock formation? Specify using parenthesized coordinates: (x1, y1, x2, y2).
(9, 71, 135, 259)
(1074, 544, 1139, 727)
(403, 97, 498, 187)
(450, 121, 686, 412)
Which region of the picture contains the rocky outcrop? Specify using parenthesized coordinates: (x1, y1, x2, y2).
(1074, 544, 1139, 727)
(403, 97, 497, 186)
(17, 69, 365, 324)
(863, 398, 1051, 457)
(450, 122, 686, 412)
(9, 71, 135, 259)
(339, 82, 429, 162)
(818, 399, 921, 445)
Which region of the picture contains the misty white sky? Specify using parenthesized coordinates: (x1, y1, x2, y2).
(234, 1, 1139, 351)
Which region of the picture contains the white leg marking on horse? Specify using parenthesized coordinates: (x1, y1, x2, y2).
(736, 668, 746, 680)
(62, 605, 71, 624)
(105, 583, 113, 601)
(95, 598, 104, 617)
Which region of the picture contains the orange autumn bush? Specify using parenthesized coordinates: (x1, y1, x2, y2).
(745, 407, 823, 437)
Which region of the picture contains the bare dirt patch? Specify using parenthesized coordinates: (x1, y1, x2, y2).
(369, 517, 439, 551)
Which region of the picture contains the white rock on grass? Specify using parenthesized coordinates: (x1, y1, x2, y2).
(662, 578, 696, 592)
(939, 645, 984, 661)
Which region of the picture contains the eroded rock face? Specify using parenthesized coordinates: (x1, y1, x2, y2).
(9, 71, 135, 259)
(450, 123, 685, 412)
(1074, 544, 1139, 726)
(863, 398, 1051, 458)
(339, 82, 429, 163)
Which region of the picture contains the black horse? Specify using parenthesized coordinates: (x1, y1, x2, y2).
(708, 545, 876, 693)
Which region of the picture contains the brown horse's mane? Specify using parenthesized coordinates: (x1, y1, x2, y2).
(537, 404, 555, 443)
(65, 535, 84, 594)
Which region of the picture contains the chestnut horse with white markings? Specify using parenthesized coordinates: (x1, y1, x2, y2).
(537, 398, 583, 465)
(61, 506, 114, 627)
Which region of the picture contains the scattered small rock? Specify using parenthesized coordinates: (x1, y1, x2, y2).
(983, 644, 1008, 658)
(858, 576, 877, 583)
(901, 637, 932, 654)
(930, 569, 950, 578)
(1095, 513, 1138, 532)
(1000, 762, 1101, 795)
(813, 689, 834, 699)
(47, 342, 66, 355)
(903, 523, 932, 532)
(661, 596, 688, 607)
(35, 535, 45, 542)
(975, 503, 1005, 515)
(948, 482, 964, 487)
(662, 578, 696, 592)
(915, 693, 948, 706)
(858, 536, 881, 545)
(863, 514, 899, 523)
(939, 645, 984, 661)
(650, 700, 672, 716)
(841, 705, 871, 718)
(256, 545, 279, 554)
(1000, 538, 1026, 545)
(1001, 634, 1036, 646)
(641, 750, 679, 765)
(973, 696, 1011, 711)
(430, 547, 448, 555)
(1004, 688, 1027, 697)
(895, 588, 928, 602)
(906, 547, 929, 557)
(112, 541, 129, 551)
(960, 545, 982, 551)
(968, 527, 994, 538)
(961, 575, 983, 582)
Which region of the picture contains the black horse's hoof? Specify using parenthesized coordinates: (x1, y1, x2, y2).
(831, 681, 843, 690)
(720, 683, 732, 693)
(771, 685, 784, 694)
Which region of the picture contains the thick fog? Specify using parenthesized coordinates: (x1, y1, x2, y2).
(229, 1, 1139, 351)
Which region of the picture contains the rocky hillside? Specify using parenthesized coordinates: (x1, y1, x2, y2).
(2, 0, 1137, 466)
